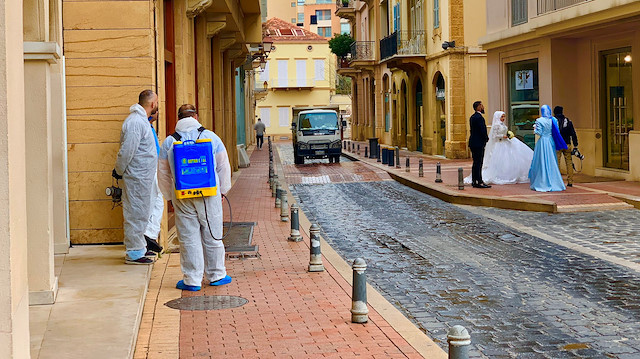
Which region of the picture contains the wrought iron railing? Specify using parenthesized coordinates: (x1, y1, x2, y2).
(538, 0, 589, 14)
(380, 32, 398, 60)
(337, 57, 351, 69)
(397, 30, 426, 56)
(350, 41, 375, 61)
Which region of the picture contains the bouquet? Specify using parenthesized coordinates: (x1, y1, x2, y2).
(507, 130, 515, 139)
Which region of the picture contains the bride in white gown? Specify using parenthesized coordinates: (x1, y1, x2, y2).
(464, 111, 534, 185)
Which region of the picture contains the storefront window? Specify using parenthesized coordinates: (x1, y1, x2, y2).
(508, 59, 539, 149)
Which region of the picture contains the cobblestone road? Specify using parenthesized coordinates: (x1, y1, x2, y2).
(281, 146, 640, 358)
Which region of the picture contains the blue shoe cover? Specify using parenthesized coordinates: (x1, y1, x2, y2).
(176, 280, 201, 291)
(210, 275, 232, 286)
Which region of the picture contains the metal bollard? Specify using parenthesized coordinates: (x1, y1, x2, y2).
(436, 162, 443, 183)
(275, 184, 282, 207)
(377, 144, 381, 162)
(288, 204, 302, 242)
(357, 144, 360, 155)
(280, 194, 289, 222)
(447, 325, 471, 359)
(351, 258, 369, 323)
(419, 159, 424, 177)
(351, 142, 354, 152)
(381, 148, 388, 165)
(343, 141, 346, 150)
(388, 149, 395, 167)
(395, 146, 400, 168)
(272, 175, 278, 197)
(405, 157, 410, 172)
(308, 224, 325, 272)
(458, 168, 464, 190)
(364, 147, 368, 158)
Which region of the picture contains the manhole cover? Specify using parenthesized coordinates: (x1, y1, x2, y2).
(164, 295, 248, 311)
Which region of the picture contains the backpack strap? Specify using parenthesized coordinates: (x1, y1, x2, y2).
(172, 127, 206, 141)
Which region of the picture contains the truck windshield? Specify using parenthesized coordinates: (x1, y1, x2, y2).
(299, 113, 338, 130)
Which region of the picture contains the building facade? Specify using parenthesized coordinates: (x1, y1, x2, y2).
(481, 0, 640, 180)
(265, 0, 350, 37)
(1, 1, 262, 356)
(338, 0, 487, 158)
(255, 18, 335, 136)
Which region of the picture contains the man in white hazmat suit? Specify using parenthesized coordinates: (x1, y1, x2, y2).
(114, 90, 159, 265)
(158, 104, 232, 291)
(144, 111, 164, 254)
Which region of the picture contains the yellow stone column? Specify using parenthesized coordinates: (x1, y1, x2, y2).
(24, 41, 61, 305)
(0, 1, 31, 356)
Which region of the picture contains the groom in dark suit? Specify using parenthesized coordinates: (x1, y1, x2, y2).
(468, 101, 491, 188)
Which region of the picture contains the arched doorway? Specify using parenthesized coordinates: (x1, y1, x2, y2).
(415, 79, 423, 152)
(392, 82, 398, 145)
(434, 72, 446, 156)
(401, 80, 408, 147)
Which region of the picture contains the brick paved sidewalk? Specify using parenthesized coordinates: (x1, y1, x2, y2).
(345, 140, 639, 212)
(135, 146, 438, 359)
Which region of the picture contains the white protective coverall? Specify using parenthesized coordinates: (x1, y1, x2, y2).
(158, 117, 232, 286)
(145, 124, 164, 240)
(115, 104, 158, 260)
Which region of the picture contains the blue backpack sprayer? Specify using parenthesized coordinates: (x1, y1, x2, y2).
(171, 127, 232, 240)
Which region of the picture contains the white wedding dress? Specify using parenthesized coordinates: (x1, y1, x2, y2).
(465, 111, 534, 185)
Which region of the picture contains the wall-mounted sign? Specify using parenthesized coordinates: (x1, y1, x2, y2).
(515, 70, 534, 90)
(436, 88, 445, 101)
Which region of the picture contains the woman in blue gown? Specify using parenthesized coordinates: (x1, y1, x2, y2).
(528, 105, 567, 192)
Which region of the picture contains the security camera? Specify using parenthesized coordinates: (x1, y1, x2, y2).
(442, 41, 456, 50)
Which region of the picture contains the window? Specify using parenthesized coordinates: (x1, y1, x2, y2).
(291, 18, 297, 23)
(433, 0, 439, 29)
(315, 10, 331, 20)
(511, 0, 527, 26)
(277, 60, 288, 87)
(279, 107, 290, 127)
(296, 60, 306, 86)
(508, 59, 539, 149)
(316, 0, 332, 3)
(259, 61, 269, 82)
(297, 13, 304, 23)
(314, 60, 325, 81)
(393, 4, 400, 32)
(310, 15, 317, 25)
(317, 27, 331, 37)
(297, 0, 305, 5)
(291, 1, 296, 6)
(259, 107, 271, 127)
(340, 23, 350, 34)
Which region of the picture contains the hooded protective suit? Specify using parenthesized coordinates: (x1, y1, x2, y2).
(115, 104, 158, 259)
(158, 117, 232, 286)
(145, 124, 164, 241)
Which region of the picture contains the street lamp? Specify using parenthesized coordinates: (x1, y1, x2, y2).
(259, 56, 267, 70)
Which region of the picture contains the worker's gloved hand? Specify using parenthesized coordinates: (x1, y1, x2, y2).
(112, 169, 123, 180)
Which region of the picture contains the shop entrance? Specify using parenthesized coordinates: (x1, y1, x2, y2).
(601, 47, 633, 170)
(415, 80, 423, 152)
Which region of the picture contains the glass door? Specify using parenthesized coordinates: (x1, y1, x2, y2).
(601, 48, 633, 170)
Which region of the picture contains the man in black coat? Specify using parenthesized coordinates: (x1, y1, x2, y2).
(554, 106, 578, 187)
(468, 101, 491, 188)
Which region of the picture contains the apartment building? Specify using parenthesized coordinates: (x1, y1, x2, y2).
(481, 0, 640, 180)
(266, 0, 351, 37)
(255, 18, 335, 136)
(338, 0, 487, 158)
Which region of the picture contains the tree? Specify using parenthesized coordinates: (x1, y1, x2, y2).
(328, 33, 354, 58)
(336, 75, 351, 95)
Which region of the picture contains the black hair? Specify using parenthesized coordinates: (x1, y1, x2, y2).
(553, 106, 563, 116)
(473, 101, 482, 111)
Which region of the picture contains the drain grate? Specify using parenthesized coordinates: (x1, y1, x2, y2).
(165, 295, 248, 311)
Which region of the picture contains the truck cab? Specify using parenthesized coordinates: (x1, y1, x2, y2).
(291, 107, 343, 164)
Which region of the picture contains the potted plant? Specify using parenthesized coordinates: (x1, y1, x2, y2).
(341, 0, 349, 7)
(329, 33, 354, 66)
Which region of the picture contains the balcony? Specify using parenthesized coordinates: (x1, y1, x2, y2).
(350, 41, 375, 61)
(335, 0, 356, 20)
(254, 86, 268, 100)
(336, 56, 360, 77)
(380, 30, 426, 61)
(538, 0, 589, 15)
(270, 78, 315, 90)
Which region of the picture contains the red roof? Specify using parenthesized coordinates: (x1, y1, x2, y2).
(263, 18, 327, 43)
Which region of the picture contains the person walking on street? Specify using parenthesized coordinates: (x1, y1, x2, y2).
(144, 111, 164, 254)
(254, 118, 266, 150)
(468, 101, 491, 188)
(113, 90, 159, 264)
(158, 104, 233, 291)
(554, 106, 578, 187)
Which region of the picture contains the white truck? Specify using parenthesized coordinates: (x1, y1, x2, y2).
(291, 106, 345, 164)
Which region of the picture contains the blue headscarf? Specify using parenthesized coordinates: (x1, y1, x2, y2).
(541, 105, 567, 150)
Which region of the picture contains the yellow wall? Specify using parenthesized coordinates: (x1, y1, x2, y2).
(255, 42, 334, 136)
(63, 0, 156, 244)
